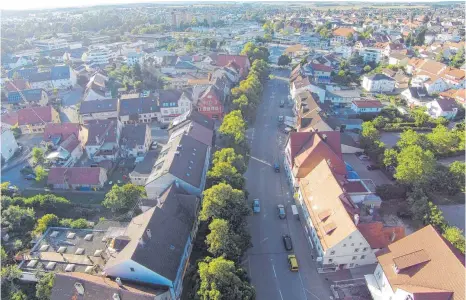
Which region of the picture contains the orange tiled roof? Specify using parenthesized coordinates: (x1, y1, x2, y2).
(332, 27, 356, 37)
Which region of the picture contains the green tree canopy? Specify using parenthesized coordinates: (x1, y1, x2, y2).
(426, 125, 460, 156)
(1, 205, 35, 233)
(277, 55, 291, 66)
(102, 183, 146, 213)
(212, 148, 246, 174)
(395, 145, 435, 185)
(219, 110, 247, 146)
(443, 226, 465, 253)
(198, 256, 255, 300)
(34, 214, 59, 235)
(383, 148, 398, 167)
(411, 107, 430, 126)
(200, 183, 250, 229)
(206, 218, 242, 260)
(32, 147, 45, 165)
(207, 162, 245, 190)
(36, 272, 55, 300)
(34, 165, 48, 182)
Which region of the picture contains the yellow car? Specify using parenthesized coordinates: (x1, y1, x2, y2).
(288, 254, 299, 272)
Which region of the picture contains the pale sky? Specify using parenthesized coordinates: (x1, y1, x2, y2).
(0, 0, 453, 11)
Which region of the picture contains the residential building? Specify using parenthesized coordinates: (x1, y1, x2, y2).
(34, 38, 68, 50)
(17, 106, 60, 134)
(1, 112, 18, 129)
(159, 90, 191, 123)
(130, 150, 159, 186)
(426, 98, 459, 120)
(28, 65, 77, 91)
(127, 51, 145, 66)
(196, 85, 224, 120)
(79, 98, 119, 122)
(291, 77, 312, 99)
(119, 95, 160, 124)
(292, 91, 332, 132)
(43, 123, 83, 167)
(442, 67, 466, 90)
(325, 87, 361, 107)
(304, 63, 332, 84)
(82, 119, 122, 162)
(50, 272, 172, 300)
(359, 48, 382, 64)
(3, 79, 31, 93)
(401, 86, 432, 106)
(351, 100, 384, 114)
(168, 120, 214, 148)
(331, 27, 356, 44)
(120, 124, 152, 161)
(388, 53, 409, 66)
(145, 134, 210, 198)
(205, 54, 250, 78)
(297, 160, 404, 272)
(104, 183, 200, 299)
(47, 167, 108, 190)
(6, 88, 48, 107)
(365, 225, 465, 300)
(1, 128, 18, 162)
(383, 43, 406, 57)
(82, 72, 113, 102)
(362, 74, 396, 93)
(168, 109, 215, 133)
(81, 46, 116, 65)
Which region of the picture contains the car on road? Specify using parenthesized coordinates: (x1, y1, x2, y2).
(366, 164, 380, 170)
(288, 254, 299, 272)
(274, 163, 280, 172)
(24, 174, 36, 180)
(358, 155, 370, 161)
(278, 115, 284, 123)
(279, 100, 285, 107)
(277, 204, 286, 219)
(253, 199, 260, 213)
(282, 234, 293, 251)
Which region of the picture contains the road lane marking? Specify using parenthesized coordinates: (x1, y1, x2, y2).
(272, 264, 277, 278)
(298, 273, 309, 300)
(247, 156, 272, 167)
(261, 237, 268, 243)
(278, 289, 284, 300)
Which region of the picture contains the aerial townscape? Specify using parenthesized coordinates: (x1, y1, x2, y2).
(1, 1, 465, 300)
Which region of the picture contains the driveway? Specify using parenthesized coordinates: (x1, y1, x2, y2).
(438, 155, 465, 166)
(380, 132, 401, 148)
(343, 154, 393, 186)
(245, 69, 332, 300)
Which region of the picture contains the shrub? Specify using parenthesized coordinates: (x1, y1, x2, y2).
(376, 184, 407, 201)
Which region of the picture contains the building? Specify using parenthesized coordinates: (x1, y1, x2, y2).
(297, 160, 404, 272)
(325, 88, 361, 107)
(196, 85, 224, 120)
(81, 46, 115, 65)
(351, 100, 384, 114)
(1, 128, 18, 162)
(359, 48, 383, 64)
(205, 54, 250, 78)
(168, 109, 215, 133)
(79, 98, 119, 122)
(362, 74, 396, 93)
(47, 167, 108, 189)
(118, 95, 160, 125)
(28, 65, 77, 91)
(168, 120, 214, 148)
(34, 38, 68, 50)
(130, 150, 159, 186)
(332, 27, 356, 44)
(82, 119, 122, 162)
(159, 90, 191, 123)
(145, 134, 210, 198)
(43, 123, 83, 167)
(365, 225, 465, 300)
(292, 91, 333, 132)
(83, 73, 113, 102)
(17, 106, 60, 134)
(401, 86, 432, 107)
(290, 77, 312, 99)
(304, 63, 332, 84)
(7, 89, 48, 107)
(50, 272, 172, 300)
(426, 98, 459, 120)
(104, 184, 200, 299)
(120, 124, 152, 161)
(127, 51, 145, 66)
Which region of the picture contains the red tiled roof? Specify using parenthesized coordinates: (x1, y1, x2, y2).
(2, 112, 18, 126)
(310, 63, 332, 72)
(358, 222, 405, 249)
(210, 54, 249, 70)
(47, 167, 103, 185)
(352, 100, 383, 108)
(17, 106, 54, 126)
(43, 123, 80, 142)
(333, 27, 356, 37)
(4, 79, 30, 93)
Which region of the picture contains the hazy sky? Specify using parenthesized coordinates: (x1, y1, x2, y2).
(0, 0, 451, 11)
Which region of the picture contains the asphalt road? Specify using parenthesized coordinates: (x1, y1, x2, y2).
(245, 69, 332, 300)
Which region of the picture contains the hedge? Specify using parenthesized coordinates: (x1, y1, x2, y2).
(381, 127, 433, 132)
(376, 184, 408, 201)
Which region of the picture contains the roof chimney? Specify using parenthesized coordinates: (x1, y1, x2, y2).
(208, 73, 212, 81)
(115, 277, 123, 287)
(390, 231, 396, 242)
(322, 134, 328, 141)
(354, 214, 359, 226)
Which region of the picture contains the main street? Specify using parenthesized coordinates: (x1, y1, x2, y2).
(245, 68, 332, 300)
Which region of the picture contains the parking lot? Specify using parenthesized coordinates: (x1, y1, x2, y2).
(343, 153, 393, 186)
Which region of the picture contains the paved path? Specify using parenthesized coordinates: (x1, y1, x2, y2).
(245, 69, 332, 300)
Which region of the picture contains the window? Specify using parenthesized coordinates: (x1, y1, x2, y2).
(330, 251, 335, 255)
(361, 255, 366, 259)
(375, 270, 382, 279)
(352, 256, 357, 260)
(349, 263, 354, 267)
(328, 258, 333, 263)
(351, 243, 354, 246)
(130, 267, 135, 272)
(354, 248, 359, 253)
(343, 244, 346, 247)
(363, 247, 367, 252)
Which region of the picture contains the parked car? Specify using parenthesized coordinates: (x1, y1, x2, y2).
(20, 166, 34, 175)
(277, 204, 286, 219)
(358, 155, 370, 161)
(278, 115, 284, 123)
(24, 174, 36, 180)
(279, 100, 285, 107)
(366, 164, 380, 170)
(288, 254, 299, 272)
(253, 199, 260, 213)
(274, 163, 280, 172)
(282, 234, 293, 251)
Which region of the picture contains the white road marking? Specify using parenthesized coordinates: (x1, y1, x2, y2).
(278, 289, 284, 300)
(248, 156, 272, 167)
(260, 237, 268, 243)
(298, 273, 309, 300)
(272, 264, 277, 278)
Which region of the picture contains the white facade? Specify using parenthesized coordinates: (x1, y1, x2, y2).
(82, 46, 116, 65)
(351, 103, 383, 114)
(365, 264, 416, 300)
(1, 129, 18, 162)
(359, 48, 382, 64)
(362, 76, 395, 93)
(127, 52, 145, 66)
(426, 100, 458, 120)
(34, 38, 68, 50)
(424, 77, 449, 95)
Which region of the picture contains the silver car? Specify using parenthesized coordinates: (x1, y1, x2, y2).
(277, 204, 286, 219)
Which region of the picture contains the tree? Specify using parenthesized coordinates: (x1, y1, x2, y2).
(36, 272, 55, 300)
(424, 202, 446, 230)
(132, 63, 142, 82)
(395, 146, 435, 185)
(32, 147, 45, 165)
(233, 94, 249, 111)
(436, 50, 444, 62)
(426, 125, 459, 156)
(1, 265, 22, 283)
(206, 219, 242, 260)
(277, 54, 291, 66)
(198, 256, 255, 300)
(10, 290, 27, 300)
(219, 110, 247, 145)
(1, 205, 35, 233)
(34, 165, 48, 181)
(383, 148, 398, 167)
(361, 121, 380, 146)
(397, 129, 430, 150)
(1, 247, 7, 262)
(363, 65, 372, 73)
(451, 46, 465, 68)
(34, 214, 59, 235)
(212, 148, 247, 174)
(200, 183, 250, 229)
(443, 226, 466, 253)
(449, 161, 465, 192)
(207, 162, 245, 190)
(102, 183, 146, 213)
(406, 185, 429, 221)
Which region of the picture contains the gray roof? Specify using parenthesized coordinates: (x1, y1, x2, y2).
(408, 86, 429, 99)
(79, 98, 118, 114)
(131, 150, 160, 177)
(145, 134, 208, 189)
(51, 272, 169, 300)
(121, 124, 149, 149)
(119, 96, 160, 117)
(365, 73, 395, 81)
(104, 183, 199, 281)
(169, 109, 215, 133)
